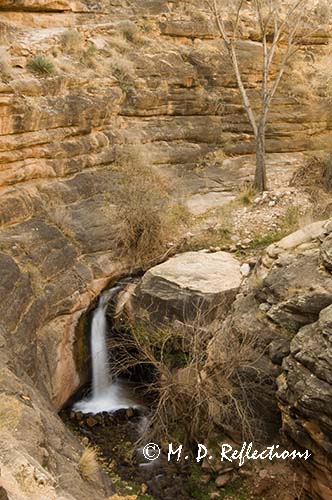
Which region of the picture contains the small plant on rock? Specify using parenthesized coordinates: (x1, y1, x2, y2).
(27, 53, 54, 76)
(117, 20, 141, 43)
(112, 63, 135, 93)
(59, 28, 84, 55)
(237, 181, 257, 206)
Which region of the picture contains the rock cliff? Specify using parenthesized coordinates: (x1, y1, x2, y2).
(0, 0, 331, 407)
(206, 220, 332, 499)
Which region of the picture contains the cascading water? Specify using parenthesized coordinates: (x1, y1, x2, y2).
(73, 286, 140, 414)
(91, 289, 116, 398)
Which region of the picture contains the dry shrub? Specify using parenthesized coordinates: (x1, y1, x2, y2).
(236, 181, 257, 206)
(60, 29, 84, 55)
(110, 310, 268, 446)
(117, 20, 141, 43)
(108, 34, 131, 53)
(59, 29, 99, 68)
(290, 153, 332, 192)
(78, 447, 99, 482)
(113, 148, 174, 266)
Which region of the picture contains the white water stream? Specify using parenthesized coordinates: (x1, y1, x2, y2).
(73, 287, 140, 414)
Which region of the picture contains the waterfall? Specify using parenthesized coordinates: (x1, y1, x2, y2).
(91, 289, 117, 398)
(73, 286, 140, 414)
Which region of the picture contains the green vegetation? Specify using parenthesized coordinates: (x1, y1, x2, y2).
(249, 205, 303, 250)
(183, 226, 232, 252)
(111, 62, 135, 92)
(27, 53, 54, 76)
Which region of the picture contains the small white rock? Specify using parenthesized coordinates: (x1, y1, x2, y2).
(240, 263, 251, 277)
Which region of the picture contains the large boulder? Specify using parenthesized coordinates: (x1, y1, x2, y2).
(133, 250, 242, 323)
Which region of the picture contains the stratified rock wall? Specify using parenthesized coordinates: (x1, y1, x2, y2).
(0, 2, 331, 498)
(207, 220, 332, 499)
(0, 0, 331, 409)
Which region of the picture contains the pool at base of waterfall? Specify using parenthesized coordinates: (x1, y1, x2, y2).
(72, 378, 142, 414)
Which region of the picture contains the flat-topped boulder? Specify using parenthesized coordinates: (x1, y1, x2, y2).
(134, 251, 242, 323)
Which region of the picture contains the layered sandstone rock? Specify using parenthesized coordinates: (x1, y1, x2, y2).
(207, 219, 332, 499)
(0, 331, 111, 500)
(0, 1, 331, 498)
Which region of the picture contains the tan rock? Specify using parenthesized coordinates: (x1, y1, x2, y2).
(134, 251, 242, 323)
(215, 472, 233, 488)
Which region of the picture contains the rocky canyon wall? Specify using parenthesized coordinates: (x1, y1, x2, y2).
(0, 1, 331, 498)
(0, 0, 331, 408)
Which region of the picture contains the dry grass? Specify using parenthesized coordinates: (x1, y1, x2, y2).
(111, 54, 136, 92)
(290, 153, 332, 192)
(182, 203, 235, 252)
(112, 147, 175, 266)
(236, 181, 257, 206)
(60, 29, 84, 55)
(117, 20, 142, 43)
(0, 394, 22, 433)
(108, 34, 131, 53)
(110, 310, 267, 446)
(78, 446, 99, 482)
(59, 29, 99, 68)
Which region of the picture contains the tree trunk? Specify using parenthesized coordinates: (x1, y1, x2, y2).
(254, 122, 267, 192)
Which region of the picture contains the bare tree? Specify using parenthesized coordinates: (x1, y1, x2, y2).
(204, 0, 316, 191)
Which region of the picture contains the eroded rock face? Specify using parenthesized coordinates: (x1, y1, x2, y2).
(206, 219, 332, 499)
(133, 250, 242, 323)
(0, 0, 98, 12)
(0, 331, 111, 500)
(0, 1, 331, 498)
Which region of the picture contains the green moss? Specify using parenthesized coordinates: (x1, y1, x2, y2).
(218, 478, 250, 499)
(249, 230, 286, 249)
